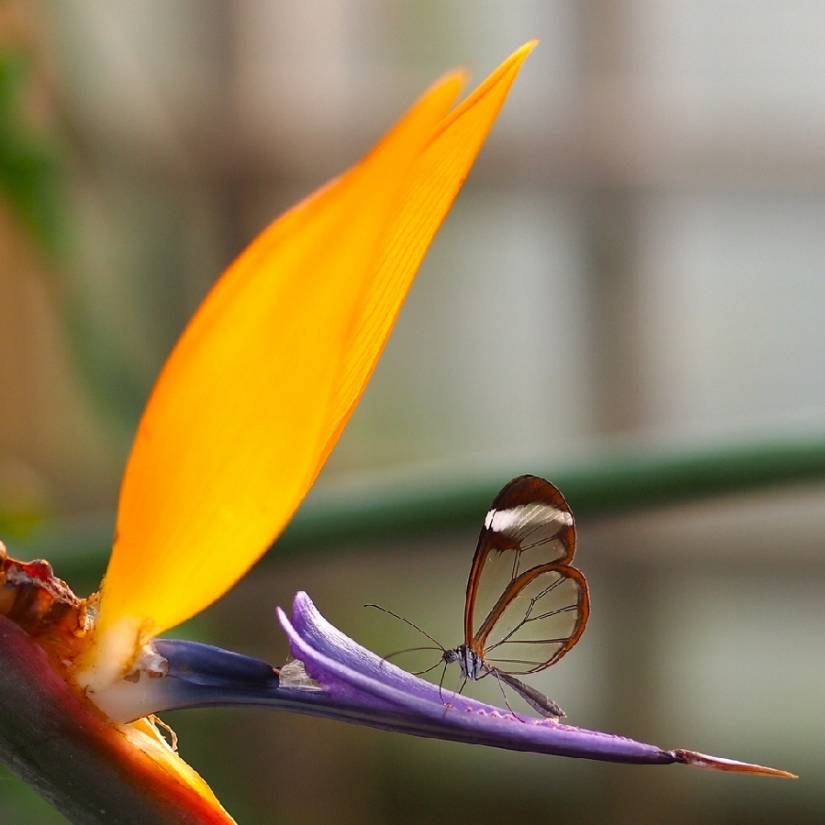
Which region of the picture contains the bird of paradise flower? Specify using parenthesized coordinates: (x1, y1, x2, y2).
(0, 42, 794, 825)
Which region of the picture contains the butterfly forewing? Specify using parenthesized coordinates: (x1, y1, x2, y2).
(464, 475, 589, 674)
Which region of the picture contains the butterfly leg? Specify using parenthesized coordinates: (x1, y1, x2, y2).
(437, 664, 451, 711)
(489, 671, 520, 721)
(410, 660, 447, 677)
(439, 672, 467, 717)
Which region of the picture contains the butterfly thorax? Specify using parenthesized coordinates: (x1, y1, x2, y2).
(443, 644, 485, 681)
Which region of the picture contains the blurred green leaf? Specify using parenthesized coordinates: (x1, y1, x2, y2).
(0, 51, 63, 256)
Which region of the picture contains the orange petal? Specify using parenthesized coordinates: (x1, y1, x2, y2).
(316, 41, 537, 469)
(83, 44, 534, 688)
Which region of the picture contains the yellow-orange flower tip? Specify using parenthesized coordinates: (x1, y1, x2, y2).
(78, 42, 536, 694)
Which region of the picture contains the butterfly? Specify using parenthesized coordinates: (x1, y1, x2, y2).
(441, 474, 589, 718)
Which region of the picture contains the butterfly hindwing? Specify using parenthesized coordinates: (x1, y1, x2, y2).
(475, 564, 588, 674)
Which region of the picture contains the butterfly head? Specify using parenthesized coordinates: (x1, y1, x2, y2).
(443, 644, 484, 681)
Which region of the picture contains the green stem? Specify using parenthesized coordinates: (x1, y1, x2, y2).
(9, 436, 825, 578)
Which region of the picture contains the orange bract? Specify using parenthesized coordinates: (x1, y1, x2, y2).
(86, 43, 536, 684)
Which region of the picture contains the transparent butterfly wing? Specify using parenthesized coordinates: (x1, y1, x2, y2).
(463, 476, 589, 674)
(475, 565, 589, 674)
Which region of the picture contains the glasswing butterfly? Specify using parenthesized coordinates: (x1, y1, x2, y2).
(442, 474, 590, 718)
(371, 475, 589, 718)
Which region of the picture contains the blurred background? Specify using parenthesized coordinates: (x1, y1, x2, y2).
(1, 1, 825, 823)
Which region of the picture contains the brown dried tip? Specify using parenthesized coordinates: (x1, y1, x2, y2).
(674, 749, 797, 779)
(0, 540, 94, 671)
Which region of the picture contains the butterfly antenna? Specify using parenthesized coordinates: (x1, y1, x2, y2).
(364, 604, 445, 651)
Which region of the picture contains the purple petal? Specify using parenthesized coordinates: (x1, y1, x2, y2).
(277, 592, 792, 774)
